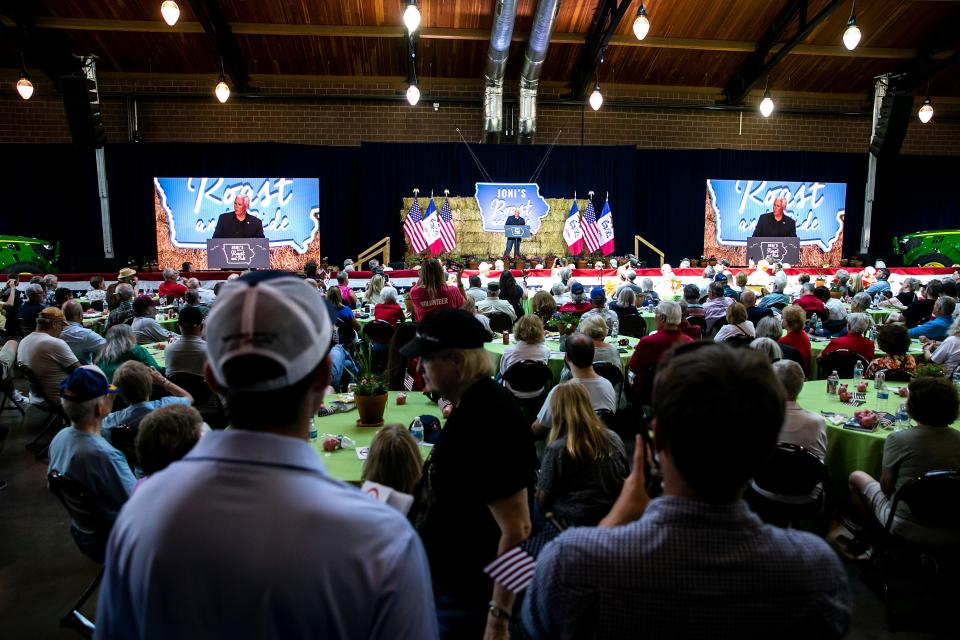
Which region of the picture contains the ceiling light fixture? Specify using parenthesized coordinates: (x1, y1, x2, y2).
(842, 0, 861, 51)
(214, 58, 230, 103)
(161, 1, 180, 27)
(632, 0, 650, 41)
(16, 54, 33, 100)
(918, 96, 933, 124)
(406, 82, 421, 106)
(759, 77, 774, 118)
(403, 0, 421, 34)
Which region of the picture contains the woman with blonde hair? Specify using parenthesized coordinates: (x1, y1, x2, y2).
(362, 273, 386, 306)
(499, 315, 550, 398)
(361, 423, 423, 495)
(462, 296, 492, 335)
(538, 383, 629, 526)
(848, 271, 865, 296)
(405, 258, 465, 321)
(714, 301, 756, 342)
(778, 304, 812, 374)
(530, 290, 557, 325)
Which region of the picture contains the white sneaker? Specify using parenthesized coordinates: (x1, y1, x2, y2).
(11, 390, 26, 403)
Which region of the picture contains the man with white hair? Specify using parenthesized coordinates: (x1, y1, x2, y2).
(185, 277, 216, 304)
(96, 272, 437, 639)
(48, 366, 133, 557)
(758, 279, 790, 309)
(158, 268, 188, 300)
(627, 301, 693, 401)
(212, 194, 264, 239)
(640, 277, 661, 306)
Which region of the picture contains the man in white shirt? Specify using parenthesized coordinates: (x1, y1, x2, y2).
(185, 277, 216, 304)
(131, 295, 177, 345)
(17, 307, 79, 404)
(533, 333, 616, 435)
(477, 283, 517, 322)
(60, 300, 106, 364)
(464, 275, 487, 305)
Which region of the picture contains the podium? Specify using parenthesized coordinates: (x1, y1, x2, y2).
(504, 225, 532, 239)
(747, 237, 800, 264)
(207, 238, 270, 269)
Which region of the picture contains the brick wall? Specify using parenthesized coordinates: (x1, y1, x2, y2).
(1, 72, 956, 154)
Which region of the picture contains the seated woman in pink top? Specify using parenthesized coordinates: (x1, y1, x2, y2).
(405, 259, 465, 322)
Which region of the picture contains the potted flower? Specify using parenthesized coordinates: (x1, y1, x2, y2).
(546, 312, 581, 350)
(354, 350, 389, 426)
(466, 255, 480, 270)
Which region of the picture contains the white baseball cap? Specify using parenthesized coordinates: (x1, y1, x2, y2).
(206, 272, 333, 392)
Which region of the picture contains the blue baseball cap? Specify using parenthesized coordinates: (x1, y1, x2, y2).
(590, 286, 606, 301)
(60, 366, 117, 402)
(714, 273, 728, 282)
(411, 415, 442, 445)
(571, 282, 584, 295)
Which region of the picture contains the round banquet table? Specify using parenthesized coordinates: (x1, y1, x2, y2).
(82, 314, 179, 336)
(484, 334, 639, 383)
(807, 336, 926, 379)
(144, 342, 167, 367)
(795, 378, 960, 505)
(312, 391, 442, 484)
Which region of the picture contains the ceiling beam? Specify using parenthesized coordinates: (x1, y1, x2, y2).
(186, 0, 249, 93)
(723, 0, 846, 105)
(570, 0, 632, 99)
(2, 15, 949, 61)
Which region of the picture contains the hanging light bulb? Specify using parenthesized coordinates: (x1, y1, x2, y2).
(633, 1, 650, 41)
(406, 82, 421, 106)
(403, 0, 421, 34)
(759, 91, 775, 118)
(16, 69, 33, 100)
(589, 82, 603, 111)
(160, 1, 180, 27)
(215, 75, 230, 103)
(918, 97, 934, 124)
(842, 1, 861, 51)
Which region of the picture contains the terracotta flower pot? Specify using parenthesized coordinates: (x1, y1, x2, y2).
(355, 393, 388, 426)
(467, 261, 479, 270)
(575, 259, 588, 269)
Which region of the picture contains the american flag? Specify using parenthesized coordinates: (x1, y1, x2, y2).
(404, 370, 415, 391)
(582, 197, 601, 253)
(484, 545, 537, 593)
(403, 197, 428, 253)
(437, 198, 457, 252)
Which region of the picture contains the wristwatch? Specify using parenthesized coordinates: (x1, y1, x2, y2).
(488, 602, 512, 621)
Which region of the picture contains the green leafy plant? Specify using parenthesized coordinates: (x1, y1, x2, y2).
(354, 349, 388, 396)
(546, 312, 581, 336)
(914, 363, 946, 379)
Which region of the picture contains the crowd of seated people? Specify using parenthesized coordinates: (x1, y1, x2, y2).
(5, 262, 960, 640)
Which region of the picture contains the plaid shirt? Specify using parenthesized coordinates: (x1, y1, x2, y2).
(522, 496, 850, 640)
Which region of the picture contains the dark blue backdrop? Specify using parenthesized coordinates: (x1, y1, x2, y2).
(0, 142, 956, 270)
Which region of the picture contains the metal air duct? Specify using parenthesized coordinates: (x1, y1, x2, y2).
(483, 0, 519, 143)
(517, 0, 560, 144)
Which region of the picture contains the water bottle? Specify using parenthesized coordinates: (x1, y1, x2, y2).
(852, 360, 864, 381)
(826, 370, 839, 395)
(896, 403, 910, 431)
(411, 417, 424, 445)
(810, 313, 819, 332)
(874, 370, 885, 390)
(309, 422, 318, 441)
(877, 387, 889, 414)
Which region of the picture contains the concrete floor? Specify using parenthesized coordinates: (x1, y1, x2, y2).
(0, 382, 953, 639)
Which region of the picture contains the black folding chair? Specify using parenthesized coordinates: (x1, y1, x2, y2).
(706, 317, 727, 338)
(502, 360, 553, 425)
(685, 315, 707, 335)
(879, 470, 960, 632)
(723, 334, 755, 348)
(15, 361, 67, 459)
(593, 361, 624, 397)
(48, 471, 109, 636)
(745, 442, 829, 529)
(618, 314, 648, 339)
(109, 423, 139, 473)
(878, 367, 913, 383)
(486, 312, 514, 334)
(816, 348, 871, 380)
(362, 320, 397, 372)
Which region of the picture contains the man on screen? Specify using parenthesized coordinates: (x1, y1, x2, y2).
(504, 209, 526, 258)
(212, 194, 265, 239)
(752, 196, 797, 238)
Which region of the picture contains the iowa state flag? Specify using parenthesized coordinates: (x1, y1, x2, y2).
(421, 197, 444, 256)
(562, 199, 584, 254)
(596, 198, 616, 256)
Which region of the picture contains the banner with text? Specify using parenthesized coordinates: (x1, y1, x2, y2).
(474, 183, 551, 234)
(154, 177, 320, 270)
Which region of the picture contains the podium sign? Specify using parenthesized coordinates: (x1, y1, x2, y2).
(747, 237, 800, 264)
(207, 238, 271, 269)
(504, 226, 532, 239)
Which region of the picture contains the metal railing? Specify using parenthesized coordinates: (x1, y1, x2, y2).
(634, 235, 664, 267)
(357, 237, 391, 269)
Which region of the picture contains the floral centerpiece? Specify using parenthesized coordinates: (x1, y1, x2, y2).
(546, 312, 581, 336)
(354, 349, 389, 425)
(914, 363, 946, 379)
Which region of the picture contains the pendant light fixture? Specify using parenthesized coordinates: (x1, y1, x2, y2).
(16, 53, 33, 100)
(160, 1, 180, 27)
(214, 58, 230, 103)
(842, 0, 861, 51)
(632, 0, 650, 41)
(403, 0, 421, 34)
(759, 77, 774, 118)
(918, 97, 933, 124)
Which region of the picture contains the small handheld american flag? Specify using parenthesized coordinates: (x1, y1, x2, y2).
(483, 546, 537, 594)
(404, 370, 415, 391)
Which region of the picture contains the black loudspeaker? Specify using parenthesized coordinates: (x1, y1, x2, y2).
(869, 88, 912, 158)
(59, 74, 106, 148)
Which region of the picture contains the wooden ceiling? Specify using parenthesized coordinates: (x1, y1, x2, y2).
(3, 0, 960, 96)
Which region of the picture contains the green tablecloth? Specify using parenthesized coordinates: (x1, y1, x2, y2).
(867, 308, 892, 323)
(312, 391, 442, 484)
(808, 337, 925, 379)
(144, 342, 166, 367)
(81, 315, 179, 336)
(796, 379, 960, 504)
(483, 335, 638, 382)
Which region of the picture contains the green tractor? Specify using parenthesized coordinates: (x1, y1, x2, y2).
(0, 235, 60, 274)
(893, 230, 960, 268)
